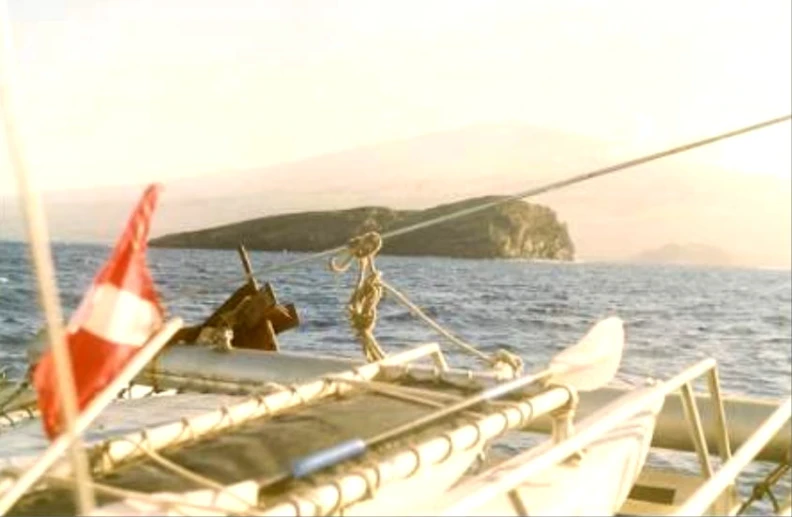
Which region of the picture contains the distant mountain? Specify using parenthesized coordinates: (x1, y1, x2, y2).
(632, 243, 734, 267)
(0, 124, 607, 242)
(1, 123, 789, 269)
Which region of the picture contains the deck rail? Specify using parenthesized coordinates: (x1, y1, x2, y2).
(673, 396, 791, 516)
(434, 358, 721, 514)
(433, 357, 791, 516)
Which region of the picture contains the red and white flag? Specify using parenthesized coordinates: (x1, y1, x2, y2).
(33, 184, 165, 439)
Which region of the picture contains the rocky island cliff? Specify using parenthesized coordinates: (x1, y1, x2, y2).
(149, 196, 575, 260)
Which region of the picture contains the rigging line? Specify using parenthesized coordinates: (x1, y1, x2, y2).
(169, 113, 790, 298)
(381, 114, 792, 240)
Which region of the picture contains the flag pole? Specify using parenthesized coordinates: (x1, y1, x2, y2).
(0, 3, 96, 513)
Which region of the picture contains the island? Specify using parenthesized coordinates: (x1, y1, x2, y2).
(150, 196, 576, 261)
(632, 243, 734, 267)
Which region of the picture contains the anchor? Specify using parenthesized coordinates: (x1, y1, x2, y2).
(168, 243, 300, 352)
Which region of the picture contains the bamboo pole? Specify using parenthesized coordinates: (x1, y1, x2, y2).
(93, 343, 443, 473)
(0, 3, 95, 513)
(260, 386, 573, 516)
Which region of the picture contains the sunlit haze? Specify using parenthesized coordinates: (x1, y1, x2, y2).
(0, 1, 790, 268)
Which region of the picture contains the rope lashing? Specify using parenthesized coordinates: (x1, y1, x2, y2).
(330, 232, 387, 362)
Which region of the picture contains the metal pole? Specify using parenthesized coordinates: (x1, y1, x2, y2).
(0, 3, 95, 513)
(673, 397, 792, 516)
(680, 381, 715, 478)
(436, 358, 717, 515)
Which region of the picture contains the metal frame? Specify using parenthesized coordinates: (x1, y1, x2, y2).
(431, 357, 787, 516)
(673, 396, 792, 516)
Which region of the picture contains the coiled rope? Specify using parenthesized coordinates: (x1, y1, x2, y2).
(329, 232, 387, 362)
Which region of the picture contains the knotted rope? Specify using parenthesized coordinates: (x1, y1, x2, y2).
(330, 231, 523, 375)
(330, 232, 387, 362)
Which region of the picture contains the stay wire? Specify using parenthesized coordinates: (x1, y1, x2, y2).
(254, 114, 791, 277)
(168, 113, 791, 301)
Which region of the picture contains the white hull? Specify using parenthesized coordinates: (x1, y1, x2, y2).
(423, 388, 664, 516)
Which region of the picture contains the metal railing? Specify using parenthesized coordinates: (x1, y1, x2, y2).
(673, 396, 791, 516)
(434, 357, 787, 516)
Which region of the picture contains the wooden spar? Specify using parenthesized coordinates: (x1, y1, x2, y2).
(0, 4, 95, 513)
(168, 246, 300, 351)
(237, 243, 260, 291)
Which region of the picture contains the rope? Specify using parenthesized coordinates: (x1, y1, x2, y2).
(162, 113, 791, 308)
(116, 437, 266, 514)
(330, 231, 523, 373)
(331, 232, 388, 362)
(380, 281, 523, 374)
(332, 377, 494, 418)
(380, 282, 490, 362)
(736, 447, 792, 515)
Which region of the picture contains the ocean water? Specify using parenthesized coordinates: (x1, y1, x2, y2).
(2, 241, 790, 393)
(1, 240, 790, 512)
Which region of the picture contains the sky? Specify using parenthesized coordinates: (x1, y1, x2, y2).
(0, 0, 789, 196)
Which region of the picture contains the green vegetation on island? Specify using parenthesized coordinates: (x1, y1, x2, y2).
(149, 196, 575, 261)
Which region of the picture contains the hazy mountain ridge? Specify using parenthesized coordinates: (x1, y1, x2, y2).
(1, 124, 789, 269)
(633, 243, 734, 267)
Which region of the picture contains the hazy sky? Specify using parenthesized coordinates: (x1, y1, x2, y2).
(0, 0, 790, 195)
